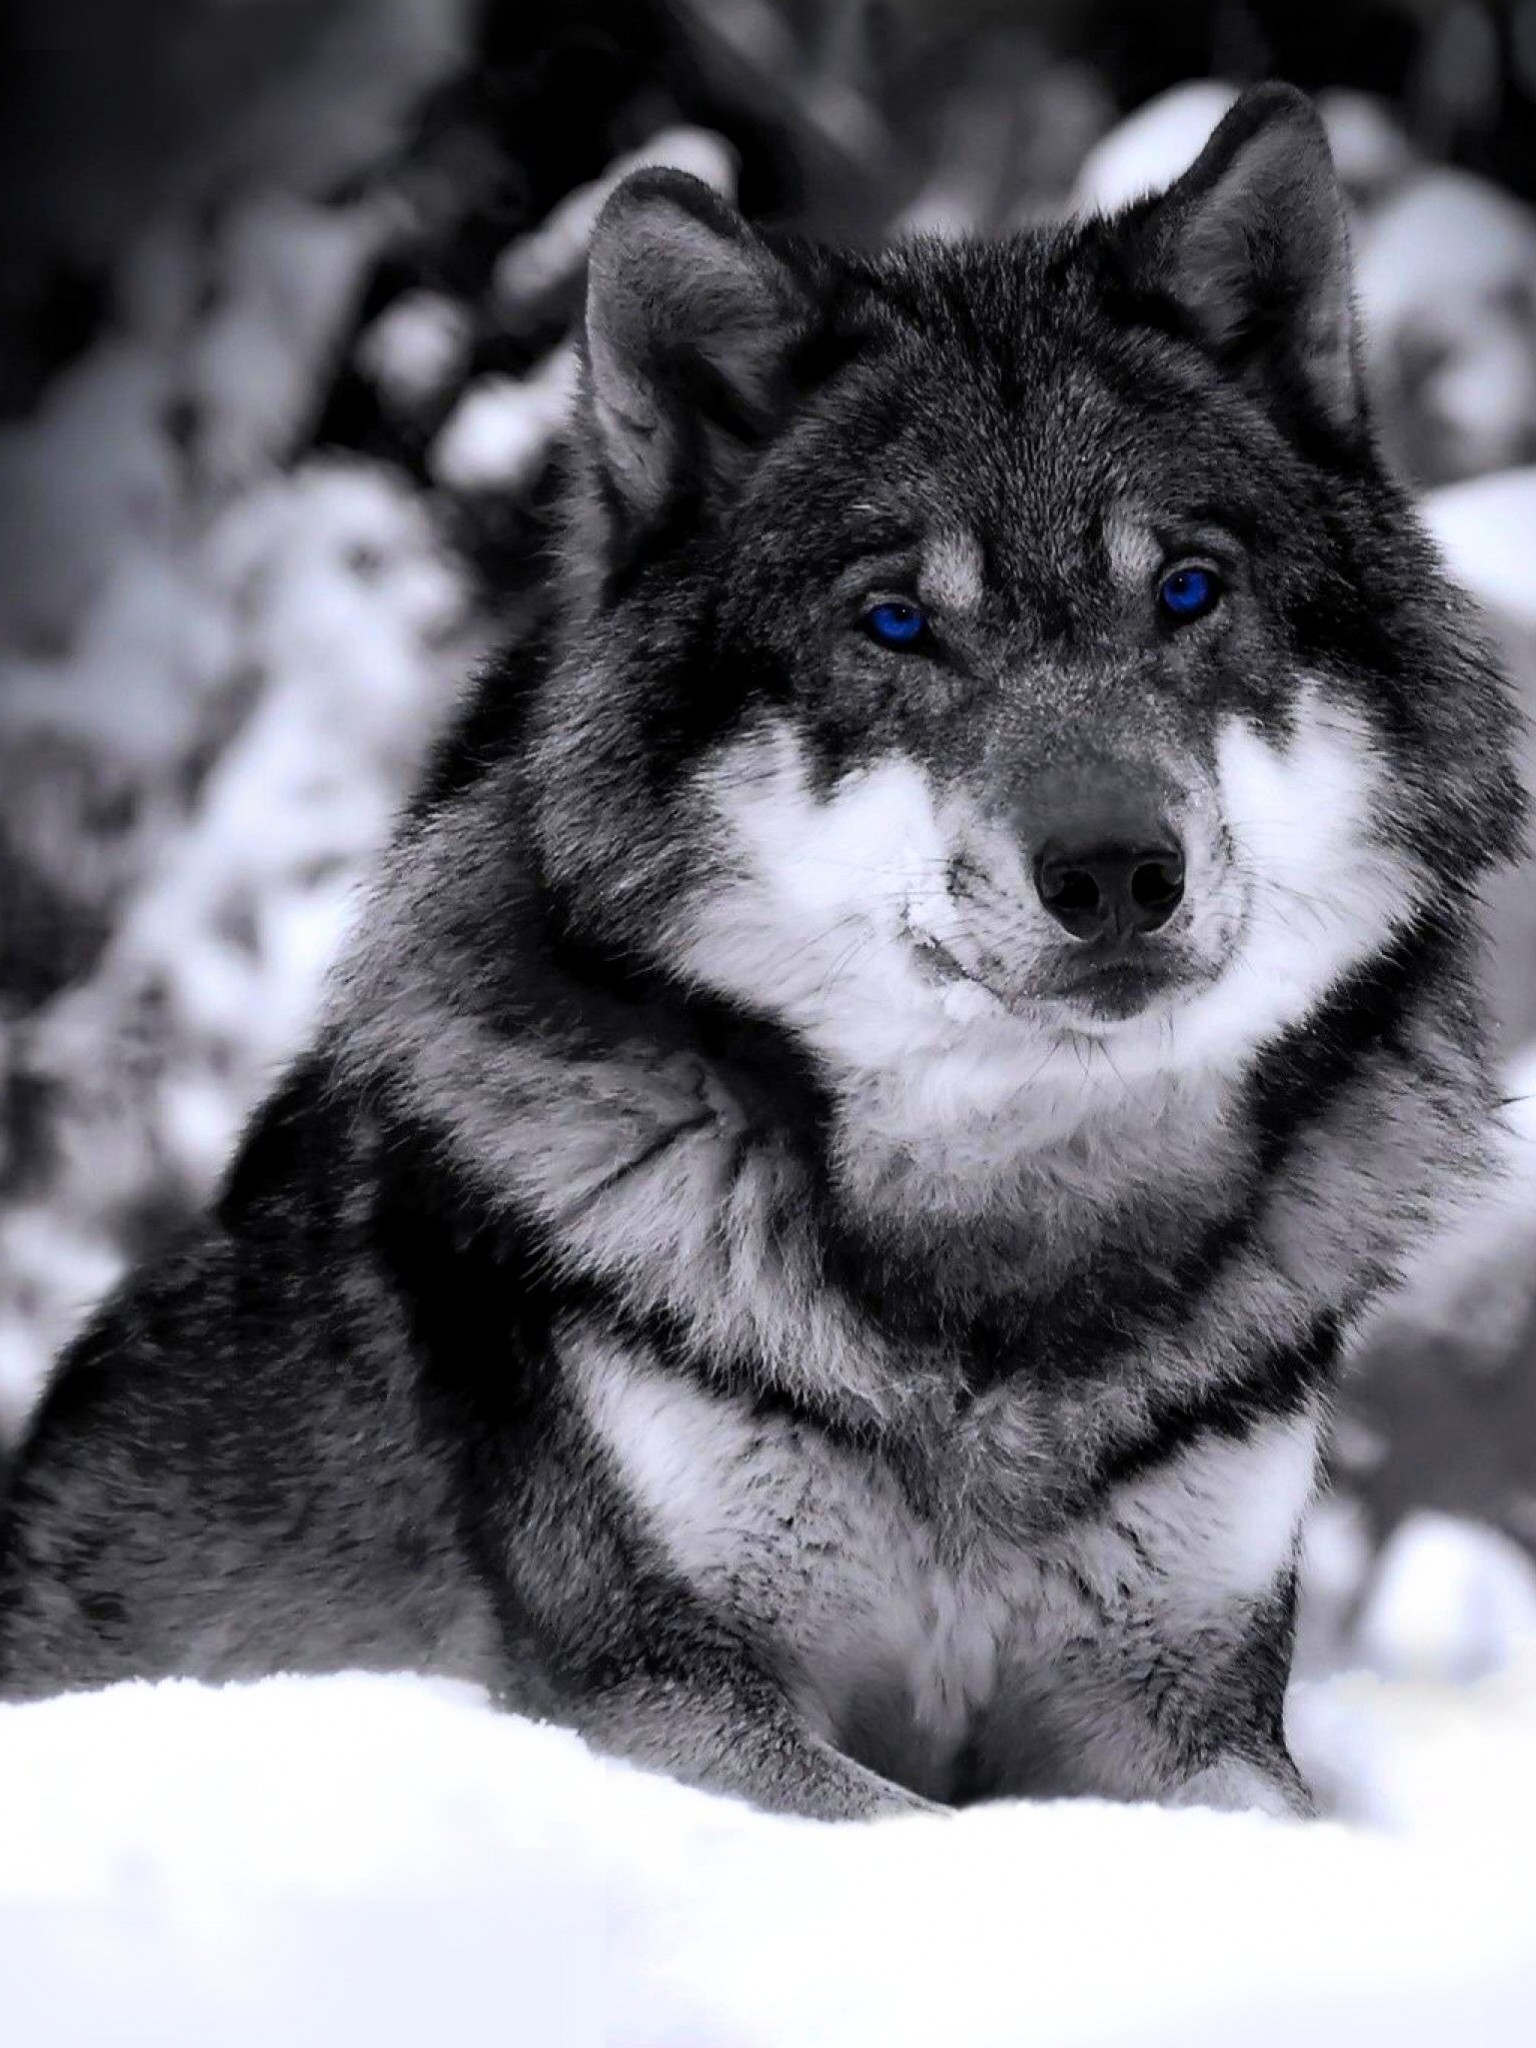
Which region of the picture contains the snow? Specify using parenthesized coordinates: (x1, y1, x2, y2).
(1356, 173, 1536, 482)
(429, 344, 580, 492)
(1, 1647, 1535, 2048)
(1070, 82, 1237, 214)
(1313, 89, 1415, 203)
(1423, 468, 1536, 626)
(1358, 170, 1536, 325)
(0, 455, 470, 1423)
(1071, 80, 1421, 219)
(492, 125, 739, 315)
(356, 289, 474, 410)
(1356, 1513, 1536, 1681)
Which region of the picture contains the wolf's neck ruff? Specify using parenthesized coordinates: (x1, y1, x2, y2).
(336, 750, 1479, 1502)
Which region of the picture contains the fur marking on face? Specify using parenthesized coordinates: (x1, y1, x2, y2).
(917, 529, 986, 617)
(1162, 685, 1426, 1067)
(680, 723, 985, 1068)
(680, 682, 1423, 1108)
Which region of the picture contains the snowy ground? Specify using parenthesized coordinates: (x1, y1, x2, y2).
(4, 21, 1536, 2045)
(3, 1648, 1536, 2048)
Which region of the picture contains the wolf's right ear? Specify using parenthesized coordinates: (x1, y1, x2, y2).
(583, 169, 809, 524)
(1129, 83, 1363, 437)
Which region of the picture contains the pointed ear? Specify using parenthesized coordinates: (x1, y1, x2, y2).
(1131, 83, 1362, 436)
(582, 168, 810, 522)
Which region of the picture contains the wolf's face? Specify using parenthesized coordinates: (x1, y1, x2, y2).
(536, 88, 1517, 1124)
(666, 345, 1416, 1091)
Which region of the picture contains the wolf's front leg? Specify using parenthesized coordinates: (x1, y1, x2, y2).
(992, 1413, 1321, 1816)
(981, 1407, 1321, 1817)
(565, 1662, 934, 1820)
(986, 1564, 1313, 1817)
(1164, 1747, 1314, 1818)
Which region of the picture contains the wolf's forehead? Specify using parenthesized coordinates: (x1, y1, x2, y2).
(854, 311, 1242, 538)
(828, 385, 1202, 593)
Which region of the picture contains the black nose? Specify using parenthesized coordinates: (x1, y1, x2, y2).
(1034, 828, 1185, 941)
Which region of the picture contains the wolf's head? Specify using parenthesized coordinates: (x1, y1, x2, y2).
(530, 85, 1519, 1150)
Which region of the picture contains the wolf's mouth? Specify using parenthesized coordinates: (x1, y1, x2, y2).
(908, 929, 982, 989)
(909, 921, 1203, 1026)
(1045, 954, 1180, 1021)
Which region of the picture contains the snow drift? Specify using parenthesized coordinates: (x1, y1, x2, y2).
(3, 1650, 1535, 2048)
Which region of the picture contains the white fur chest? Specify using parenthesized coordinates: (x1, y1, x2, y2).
(570, 1328, 1019, 1791)
(569, 1326, 1319, 1800)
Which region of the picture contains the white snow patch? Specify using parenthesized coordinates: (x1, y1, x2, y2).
(1357, 170, 1536, 335)
(1314, 89, 1415, 203)
(1356, 1512, 1536, 1684)
(0, 454, 470, 1414)
(1423, 467, 1536, 626)
(355, 289, 473, 409)
(429, 346, 579, 492)
(1357, 171, 1536, 483)
(1, 1660, 1535, 2046)
(1295, 1491, 1377, 1671)
(492, 124, 738, 313)
(1071, 82, 1235, 215)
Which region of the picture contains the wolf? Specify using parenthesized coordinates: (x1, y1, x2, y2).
(0, 86, 1520, 1820)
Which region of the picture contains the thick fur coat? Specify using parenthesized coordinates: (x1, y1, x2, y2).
(0, 87, 1521, 1819)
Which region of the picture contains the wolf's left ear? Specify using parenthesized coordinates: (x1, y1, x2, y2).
(1130, 83, 1362, 435)
(583, 168, 810, 523)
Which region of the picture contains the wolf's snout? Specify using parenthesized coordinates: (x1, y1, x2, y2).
(1033, 824, 1185, 942)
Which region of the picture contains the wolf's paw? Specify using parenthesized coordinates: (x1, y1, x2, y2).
(1166, 1756, 1314, 1819)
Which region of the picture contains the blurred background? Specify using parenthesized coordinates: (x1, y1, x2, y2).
(1, 0, 1535, 1691)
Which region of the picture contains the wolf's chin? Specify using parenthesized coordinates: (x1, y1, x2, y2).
(912, 930, 1219, 1034)
(1039, 951, 1214, 1024)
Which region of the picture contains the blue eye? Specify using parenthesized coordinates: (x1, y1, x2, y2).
(864, 600, 927, 648)
(1157, 565, 1221, 623)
